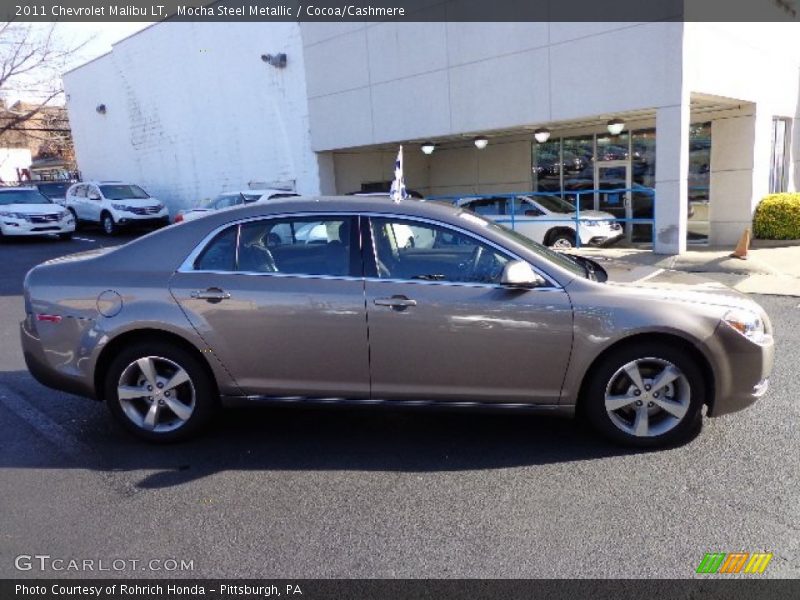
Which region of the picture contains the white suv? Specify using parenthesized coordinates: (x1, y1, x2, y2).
(458, 194, 623, 249)
(0, 187, 75, 240)
(65, 181, 169, 235)
(174, 189, 298, 223)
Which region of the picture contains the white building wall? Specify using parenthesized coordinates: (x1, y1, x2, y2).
(64, 22, 322, 212)
(684, 23, 800, 244)
(300, 22, 685, 152)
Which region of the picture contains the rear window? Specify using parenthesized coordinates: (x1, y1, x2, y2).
(0, 189, 53, 205)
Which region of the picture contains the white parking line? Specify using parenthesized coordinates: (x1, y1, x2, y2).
(0, 383, 89, 458)
(73, 236, 96, 243)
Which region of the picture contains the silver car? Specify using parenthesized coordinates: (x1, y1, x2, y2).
(20, 197, 774, 447)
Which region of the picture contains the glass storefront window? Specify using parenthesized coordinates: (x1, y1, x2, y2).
(532, 139, 561, 194)
(688, 122, 711, 243)
(631, 129, 656, 243)
(561, 136, 594, 210)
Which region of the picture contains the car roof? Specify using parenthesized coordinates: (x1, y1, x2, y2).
(200, 195, 461, 221)
(219, 189, 296, 196)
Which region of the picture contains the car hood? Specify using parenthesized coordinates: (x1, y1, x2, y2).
(0, 203, 64, 214)
(597, 258, 759, 311)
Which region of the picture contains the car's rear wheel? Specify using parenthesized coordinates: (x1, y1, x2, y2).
(101, 212, 117, 235)
(583, 343, 704, 447)
(67, 208, 79, 229)
(104, 342, 217, 442)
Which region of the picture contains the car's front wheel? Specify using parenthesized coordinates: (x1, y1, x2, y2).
(104, 342, 217, 442)
(583, 342, 705, 447)
(101, 212, 117, 235)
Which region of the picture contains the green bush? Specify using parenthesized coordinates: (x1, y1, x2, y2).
(753, 193, 800, 240)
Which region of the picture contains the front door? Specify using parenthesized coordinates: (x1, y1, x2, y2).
(595, 161, 631, 241)
(170, 215, 371, 398)
(364, 216, 573, 405)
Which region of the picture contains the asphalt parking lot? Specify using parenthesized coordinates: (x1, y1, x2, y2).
(0, 232, 798, 579)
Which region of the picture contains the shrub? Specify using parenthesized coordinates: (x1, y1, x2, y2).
(753, 193, 800, 240)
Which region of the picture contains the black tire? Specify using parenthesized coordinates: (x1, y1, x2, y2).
(547, 229, 577, 249)
(104, 341, 218, 442)
(582, 341, 704, 448)
(101, 212, 117, 236)
(58, 232, 73, 241)
(67, 208, 79, 229)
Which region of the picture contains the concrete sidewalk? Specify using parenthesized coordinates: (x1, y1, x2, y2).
(573, 241, 800, 297)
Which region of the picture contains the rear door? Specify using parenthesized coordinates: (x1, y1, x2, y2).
(170, 214, 370, 398)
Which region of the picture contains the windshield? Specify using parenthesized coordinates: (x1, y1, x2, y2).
(36, 182, 69, 198)
(0, 189, 53, 206)
(461, 212, 585, 278)
(530, 195, 576, 214)
(99, 184, 150, 200)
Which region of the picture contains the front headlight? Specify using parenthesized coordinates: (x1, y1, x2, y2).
(111, 203, 130, 212)
(723, 309, 766, 342)
(0, 211, 31, 221)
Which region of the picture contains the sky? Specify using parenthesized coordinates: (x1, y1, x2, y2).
(2, 22, 155, 104)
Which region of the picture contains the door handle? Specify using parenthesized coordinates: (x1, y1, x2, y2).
(191, 288, 231, 303)
(374, 295, 417, 309)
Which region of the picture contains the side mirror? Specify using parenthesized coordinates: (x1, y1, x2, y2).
(500, 260, 545, 289)
(88, 192, 100, 200)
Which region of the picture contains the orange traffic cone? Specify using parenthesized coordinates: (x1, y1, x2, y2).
(730, 228, 751, 260)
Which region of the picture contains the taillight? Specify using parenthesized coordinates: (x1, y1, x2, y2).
(174, 213, 184, 223)
(36, 314, 62, 323)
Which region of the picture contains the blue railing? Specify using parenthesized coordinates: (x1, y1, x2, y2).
(427, 188, 656, 248)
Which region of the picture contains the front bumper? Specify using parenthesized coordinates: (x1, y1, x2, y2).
(1, 218, 75, 236)
(706, 322, 775, 417)
(114, 215, 170, 227)
(582, 228, 624, 247)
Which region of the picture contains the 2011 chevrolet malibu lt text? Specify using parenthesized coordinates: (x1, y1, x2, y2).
(20, 197, 774, 447)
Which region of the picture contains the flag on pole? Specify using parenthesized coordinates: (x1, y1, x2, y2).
(390, 145, 408, 203)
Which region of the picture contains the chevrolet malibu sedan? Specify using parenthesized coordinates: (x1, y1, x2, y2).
(21, 197, 773, 446)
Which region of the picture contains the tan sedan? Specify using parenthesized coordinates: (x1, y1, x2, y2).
(20, 197, 773, 447)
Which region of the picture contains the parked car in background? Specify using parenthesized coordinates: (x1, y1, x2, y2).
(21, 196, 773, 448)
(65, 181, 169, 235)
(32, 181, 73, 206)
(0, 187, 75, 240)
(457, 194, 623, 249)
(174, 189, 298, 223)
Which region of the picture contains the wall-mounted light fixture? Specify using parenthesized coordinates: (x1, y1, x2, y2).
(607, 118, 625, 135)
(261, 53, 287, 68)
(533, 128, 551, 143)
(421, 141, 436, 155)
(96, 104, 107, 114)
(473, 136, 488, 150)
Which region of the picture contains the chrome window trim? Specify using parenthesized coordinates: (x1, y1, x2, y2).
(177, 211, 563, 290)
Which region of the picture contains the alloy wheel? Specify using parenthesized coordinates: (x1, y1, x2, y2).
(551, 237, 574, 249)
(604, 357, 690, 438)
(116, 356, 196, 433)
(103, 216, 115, 235)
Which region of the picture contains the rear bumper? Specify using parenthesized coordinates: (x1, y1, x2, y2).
(20, 317, 96, 399)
